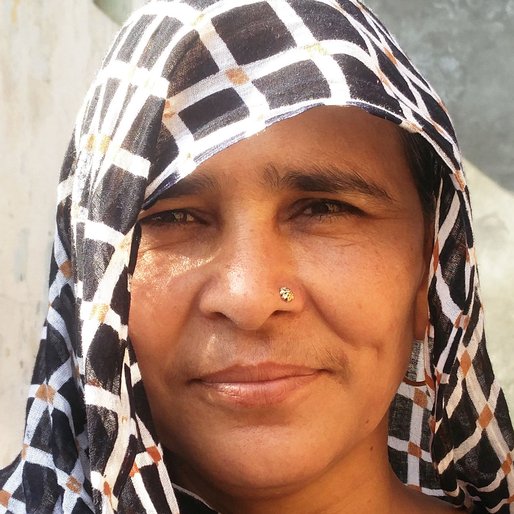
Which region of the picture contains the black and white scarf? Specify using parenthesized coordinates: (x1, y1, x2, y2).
(1, 1, 513, 512)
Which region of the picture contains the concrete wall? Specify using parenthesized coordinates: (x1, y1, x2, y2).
(1, 1, 512, 467)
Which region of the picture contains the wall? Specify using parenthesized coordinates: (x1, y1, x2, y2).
(1, 1, 512, 467)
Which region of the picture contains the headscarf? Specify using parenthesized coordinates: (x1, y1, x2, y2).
(1, 1, 513, 513)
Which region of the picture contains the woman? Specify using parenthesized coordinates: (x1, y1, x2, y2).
(1, 1, 512, 513)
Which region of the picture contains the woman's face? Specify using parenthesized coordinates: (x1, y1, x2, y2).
(129, 106, 429, 503)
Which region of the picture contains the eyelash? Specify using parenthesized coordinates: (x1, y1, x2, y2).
(295, 199, 362, 220)
(141, 210, 200, 226)
(141, 199, 361, 227)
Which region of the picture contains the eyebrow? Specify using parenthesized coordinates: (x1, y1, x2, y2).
(155, 163, 393, 203)
(262, 163, 393, 202)
(156, 173, 220, 199)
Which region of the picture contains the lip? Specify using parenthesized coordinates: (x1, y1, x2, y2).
(192, 363, 323, 407)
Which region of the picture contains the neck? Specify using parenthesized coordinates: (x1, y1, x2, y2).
(169, 417, 409, 514)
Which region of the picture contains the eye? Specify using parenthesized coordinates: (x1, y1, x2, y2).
(141, 209, 199, 226)
(298, 199, 362, 219)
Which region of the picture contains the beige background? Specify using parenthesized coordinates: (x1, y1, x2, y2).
(1, 1, 512, 467)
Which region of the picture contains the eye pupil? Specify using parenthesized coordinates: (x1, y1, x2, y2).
(143, 209, 196, 225)
(313, 202, 331, 214)
(307, 201, 340, 216)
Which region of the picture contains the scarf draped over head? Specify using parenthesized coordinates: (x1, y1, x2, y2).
(1, 1, 513, 513)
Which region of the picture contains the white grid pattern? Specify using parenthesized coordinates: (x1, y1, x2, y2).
(1, 1, 512, 513)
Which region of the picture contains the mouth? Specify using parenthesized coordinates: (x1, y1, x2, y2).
(192, 363, 324, 408)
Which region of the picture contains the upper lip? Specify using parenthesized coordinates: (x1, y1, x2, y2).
(196, 363, 320, 384)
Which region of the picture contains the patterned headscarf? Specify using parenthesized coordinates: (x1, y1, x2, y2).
(1, 1, 513, 513)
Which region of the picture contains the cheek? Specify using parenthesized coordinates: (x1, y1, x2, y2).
(128, 249, 211, 440)
(128, 249, 205, 384)
(296, 229, 423, 379)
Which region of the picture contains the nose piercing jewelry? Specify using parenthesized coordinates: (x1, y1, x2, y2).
(279, 287, 295, 303)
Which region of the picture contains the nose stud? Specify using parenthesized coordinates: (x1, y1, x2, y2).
(279, 287, 295, 303)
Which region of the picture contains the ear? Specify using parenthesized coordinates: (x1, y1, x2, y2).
(414, 231, 432, 341)
(414, 217, 435, 340)
(414, 273, 429, 341)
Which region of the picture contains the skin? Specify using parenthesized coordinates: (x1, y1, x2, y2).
(129, 107, 458, 513)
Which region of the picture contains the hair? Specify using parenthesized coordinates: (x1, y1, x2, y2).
(401, 131, 444, 221)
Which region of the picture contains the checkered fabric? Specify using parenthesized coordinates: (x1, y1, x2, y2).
(1, 0, 513, 512)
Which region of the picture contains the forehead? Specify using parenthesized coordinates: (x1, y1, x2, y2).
(157, 106, 412, 201)
(199, 106, 403, 165)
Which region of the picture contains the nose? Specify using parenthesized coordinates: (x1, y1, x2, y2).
(198, 222, 303, 330)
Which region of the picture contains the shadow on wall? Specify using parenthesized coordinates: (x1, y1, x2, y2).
(94, 0, 147, 25)
(365, 0, 514, 192)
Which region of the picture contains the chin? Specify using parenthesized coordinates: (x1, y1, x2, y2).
(190, 456, 324, 500)
(167, 427, 338, 498)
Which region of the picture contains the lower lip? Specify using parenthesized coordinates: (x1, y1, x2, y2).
(195, 373, 321, 408)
